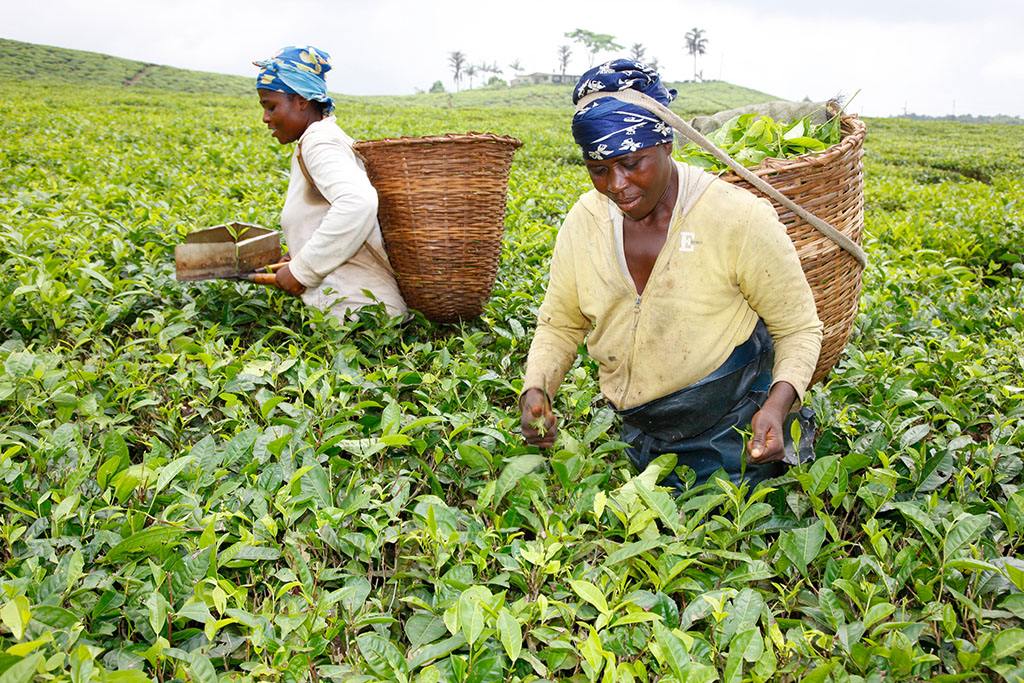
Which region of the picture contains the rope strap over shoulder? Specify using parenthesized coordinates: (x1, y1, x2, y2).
(575, 90, 867, 267)
(295, 140, 396, 275)
(295, 142, 318, 192)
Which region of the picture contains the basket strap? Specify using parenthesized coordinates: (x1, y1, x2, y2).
(575, 90, 868, 267)
(295, 141, 318, 191)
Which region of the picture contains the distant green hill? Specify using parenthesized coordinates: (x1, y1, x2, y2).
(0, 38, 253, 95)
(351, 80, 779, 116)
(664, 81, 781, 117)
(0, 38, 778, 115)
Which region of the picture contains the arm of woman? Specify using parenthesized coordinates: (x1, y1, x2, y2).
(285, 133, 379, 290)
(736, 197, 823, 462)
(521, 220, 592, 446)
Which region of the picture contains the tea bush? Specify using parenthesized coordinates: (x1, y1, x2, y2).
(1, 76, 1023, 682)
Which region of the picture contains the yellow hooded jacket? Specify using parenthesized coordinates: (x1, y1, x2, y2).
(523, 165, 823, 410)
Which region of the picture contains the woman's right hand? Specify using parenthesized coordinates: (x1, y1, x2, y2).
(273, 263, 306, 296)
(520, 388, 558, 448)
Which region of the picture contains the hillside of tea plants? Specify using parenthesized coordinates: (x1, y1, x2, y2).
(1, 43, 1024, 683)
(0, 39, 254, 96)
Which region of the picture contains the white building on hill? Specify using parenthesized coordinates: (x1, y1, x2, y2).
(511, 72, 581, 87)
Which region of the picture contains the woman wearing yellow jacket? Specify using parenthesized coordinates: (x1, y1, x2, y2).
(520, 60, 822, 489)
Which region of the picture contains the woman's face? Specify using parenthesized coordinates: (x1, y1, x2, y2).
(584, 144, 675, 220)
(258, 90, 316, 144)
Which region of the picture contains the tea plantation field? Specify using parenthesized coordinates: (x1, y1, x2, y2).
(1, 55, 1024, 682)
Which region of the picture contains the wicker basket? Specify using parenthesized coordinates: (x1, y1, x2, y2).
(353, 133, 523, 323)
(719, 116, 866, 385)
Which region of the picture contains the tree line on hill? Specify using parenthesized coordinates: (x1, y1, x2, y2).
(437, 26, 710, 93)
(897, 113, 1023, 125)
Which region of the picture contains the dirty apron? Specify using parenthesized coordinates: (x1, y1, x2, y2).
(616, 320, 814, 491)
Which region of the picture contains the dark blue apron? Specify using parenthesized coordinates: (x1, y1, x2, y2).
(615, 321, 815, 492)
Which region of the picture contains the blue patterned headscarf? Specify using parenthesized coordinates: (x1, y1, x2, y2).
(572, 59, 676, 160)
(254, 46, 334, 115)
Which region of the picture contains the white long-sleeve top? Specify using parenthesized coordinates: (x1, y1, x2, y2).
(281, 116, 407, 318)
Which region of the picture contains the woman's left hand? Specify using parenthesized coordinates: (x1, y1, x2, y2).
(274, 263, 306, 296)
(748, 381, 798, 463)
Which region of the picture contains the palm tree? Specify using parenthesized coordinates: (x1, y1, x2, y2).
(630, 43, 646, 63)
(448, 51, 466, 91)
(465, 64, 478, 89)
(509, 58, 523, 73)
(557, 45, 572, 75)
(684, 28, 708, 81)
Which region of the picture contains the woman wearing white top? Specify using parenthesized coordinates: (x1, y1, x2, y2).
(254, 46, 406, 319)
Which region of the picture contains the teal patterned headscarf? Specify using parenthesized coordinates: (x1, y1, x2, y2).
(254, 46, 334, 114)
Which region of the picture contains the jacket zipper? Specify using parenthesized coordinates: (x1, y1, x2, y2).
(619, 294, 643, 405)
(612, 188, 685, 407)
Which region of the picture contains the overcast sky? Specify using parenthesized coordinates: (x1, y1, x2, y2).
(3, 0, 1022, 117)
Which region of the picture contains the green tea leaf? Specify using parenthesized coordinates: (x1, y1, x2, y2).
(155, 456, 193, 494)
(808, 456, 840, 496)
(651, 591, 681, 630)
(653, 621, 690, 678)
(582, 408, 616, 445)
(779, 520, 825, 574)
(32, 605, 78, 629)
(404, 612, 447, 648)
(177, 599, 213, 625)
(899, 423, 931, 449)
(103, 671, 151, 683)
(0, 597, 28, 641)
(678, 664, 718, 683)
(0, 653, 43, 683)
(570, 579, 609, 615)
(3, 351, 34, 378)
(993, 628, 1024, 660)
(496, 608, 522, 662)
(863, 602, 896, 630)
(104, 526, 187, 563)
(188, 652, 219, 683)
(146, 591, 169, 637)
(457, 589, 486, 647)
(730, 627, 764, 663)
(218, 543, 281, 567)
(493, 453, 544, 507)
(465, 641, 505, 683)
(408, 634, 467, 670)
(339, 577, 372, 614)
(721, 589, 764, 645)
(357, 633, 408, 680)
(944, 514, 989, 561)
(604, 538, 662, 566)
(892, 501, 941, 541)
(51, 491, 79, 522)
(634, 481, 681, 534)
(784, 136, 827, 151)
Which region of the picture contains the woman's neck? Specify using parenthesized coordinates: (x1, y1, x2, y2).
(299, 111, 326, 138)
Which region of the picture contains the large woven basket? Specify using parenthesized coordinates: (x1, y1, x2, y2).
(352, 133, 522, 323)
(720, 116, 866, 385)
